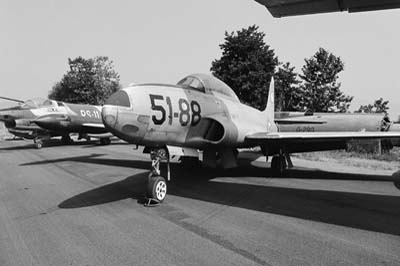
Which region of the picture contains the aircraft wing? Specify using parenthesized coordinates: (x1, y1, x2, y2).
(245, 131, 400, 153)
(255, 0, 400, 17)
(0, 96, 24, 103)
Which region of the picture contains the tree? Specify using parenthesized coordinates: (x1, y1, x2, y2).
(299, 48, 353, 112)
(275, 62, 302, 111)
(356, 98, 389, 113)
(49, 56, 121, 105)
(211, 25, 279, 110)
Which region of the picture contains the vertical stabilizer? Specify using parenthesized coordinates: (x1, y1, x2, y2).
(263, 77, 277, 132)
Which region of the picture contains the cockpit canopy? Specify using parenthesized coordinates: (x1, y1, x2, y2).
(20, 98, 58, 109)
(19, 98, 67, 109)
(177, 73, 239, 102)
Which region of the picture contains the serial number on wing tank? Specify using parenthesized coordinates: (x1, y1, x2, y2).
(149, 94, 201, 126)
(80, 110, 101, 119)
(296, 126, 314, 132)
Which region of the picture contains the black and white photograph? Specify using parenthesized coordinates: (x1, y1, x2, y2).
(1, 1, 400, 265)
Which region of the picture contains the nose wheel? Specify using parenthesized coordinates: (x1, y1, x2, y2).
(146, 175, 167, 205)
(33, 137, 43, 149)
(145, 147, 170, 206)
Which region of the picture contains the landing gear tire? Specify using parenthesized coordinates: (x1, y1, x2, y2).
(146, 175, 167, 203)
(62, 135, 72, 144)
(35, 141, 43, 149)
(271, 155, 286, 176)
(144, 147, 170, 206)
(100, 138, 111, 145)
(393, 171, 400, 190)
(33, 138, 43, 149)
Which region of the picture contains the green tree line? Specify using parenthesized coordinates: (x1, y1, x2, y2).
(211, 25, 388, 113)
(49, 25, 389, 113)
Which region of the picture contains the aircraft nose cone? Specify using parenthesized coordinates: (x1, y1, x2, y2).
(102, 105, 118, 128)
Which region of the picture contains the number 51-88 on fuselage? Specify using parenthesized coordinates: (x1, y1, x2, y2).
(101, 73, 400, 204)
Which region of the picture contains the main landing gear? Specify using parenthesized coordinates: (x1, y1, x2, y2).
(270, 150, 293, 176)
(61, 135, 73, 144)
(144, 147, 170, 206)
(393, 171, 400, 190)
(99, 138, 111, 145)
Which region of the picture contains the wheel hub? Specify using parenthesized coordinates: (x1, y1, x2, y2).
(155, 181, 167, 201)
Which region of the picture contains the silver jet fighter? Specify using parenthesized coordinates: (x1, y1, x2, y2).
(0, 97, 111, 148)
(102, 74, 400, 203)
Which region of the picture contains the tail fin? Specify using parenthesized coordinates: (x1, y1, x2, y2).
(263, 77, 275, 119)
(262, 77, 277, 132)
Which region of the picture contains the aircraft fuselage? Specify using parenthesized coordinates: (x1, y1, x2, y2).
(102, 84, 270, 149)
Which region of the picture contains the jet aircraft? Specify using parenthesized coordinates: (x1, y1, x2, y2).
(101, 73, 400, 203)
(0, 97, 111, 148)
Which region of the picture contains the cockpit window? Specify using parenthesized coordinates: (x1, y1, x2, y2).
(42, 99, 53, 106)
(178, 74, 240, 102)
(20, 98, 53, 109)
(57, 102, 65, 106)
(105, 90, 130, 107)
(21, 100, 37, 109)
(177, 76, 205, 93)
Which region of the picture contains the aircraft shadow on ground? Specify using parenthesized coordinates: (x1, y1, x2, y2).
(0, 139, 128, 151)
(21, 153, 152, 170)
(58, 162, 400, 236)
(22, 154, 395, 182)
(0, 144, 35, 151)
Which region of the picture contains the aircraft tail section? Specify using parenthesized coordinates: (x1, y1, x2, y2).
(262, 77, 277, 132)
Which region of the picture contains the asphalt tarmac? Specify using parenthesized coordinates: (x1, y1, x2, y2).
(1, 139, 400, 266)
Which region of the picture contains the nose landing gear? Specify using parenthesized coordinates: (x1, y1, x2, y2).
(144, 147, 170, 206)
(33, 137, 43, 149)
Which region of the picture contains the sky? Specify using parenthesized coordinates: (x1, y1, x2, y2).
(1, 0, 399, 116)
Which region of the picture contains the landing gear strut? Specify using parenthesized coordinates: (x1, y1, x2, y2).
(145, 147, 170, 206)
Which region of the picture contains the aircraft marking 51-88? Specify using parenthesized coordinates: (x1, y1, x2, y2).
(101, 73, 400, 204)
(148, 94, 201, 127)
